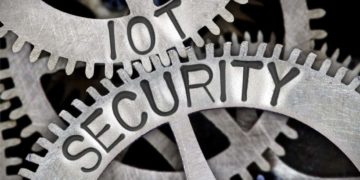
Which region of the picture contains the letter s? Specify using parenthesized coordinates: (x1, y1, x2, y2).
(62, 135, 102, 173)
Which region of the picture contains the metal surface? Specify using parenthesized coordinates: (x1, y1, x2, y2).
(18, 43, 360, 179)
(0, 0, 247, 78)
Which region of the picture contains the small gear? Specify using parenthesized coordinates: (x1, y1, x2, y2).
(18, 42, 360, 179)
(0, 0, 247, 78)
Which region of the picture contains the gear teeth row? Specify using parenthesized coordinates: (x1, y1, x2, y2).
(308, 8, 327, 42)
(59, 110, 77, 124)
(1, 121, 22, 178)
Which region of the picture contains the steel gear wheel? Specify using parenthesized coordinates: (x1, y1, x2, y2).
(0, 0, 247, 78)
(18, 42, 360, 179)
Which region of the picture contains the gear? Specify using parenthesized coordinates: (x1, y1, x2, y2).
(0, 0, 247, 78)
(0, 33, 66, 142)
(280, 0, 327, 52)
(18, 42, 360, 179)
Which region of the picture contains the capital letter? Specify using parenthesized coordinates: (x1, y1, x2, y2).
(267, 62, 300, 106)
(231, 60, 263, 101)
(127, 16, 156, 54)
(113, 91, 147, 131)
(63, 135, 102, 173)
(141, 72, 179, 116)
(154, 0, 185, 39)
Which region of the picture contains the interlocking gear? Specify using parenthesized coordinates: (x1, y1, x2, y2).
(18, 42, 360, 179)
(0, 0, 247, 78)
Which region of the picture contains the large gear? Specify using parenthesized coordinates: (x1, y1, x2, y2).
(18, 42, 360, 179)
(0, 0, 247, 78)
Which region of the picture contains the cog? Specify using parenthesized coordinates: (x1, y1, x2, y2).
(18, 42, 360, 179)
(0, 0, 247, 78)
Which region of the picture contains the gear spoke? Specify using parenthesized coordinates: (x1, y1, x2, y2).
(169, 116, 216, 180)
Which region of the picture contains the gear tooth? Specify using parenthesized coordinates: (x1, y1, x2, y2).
(59, 110, 76, 124)
(234, 0, 248, 4)
(19, 168, 35, 179)
(9, 106, 26, 119)
(272, 44, 283, 59)
(320, 43, 328, 54)
(308, 8, 326, 19)
(270, 142, 285, 156)
(26, 153, 43, 164)
(140, 58, 152, 73)
(353, 63, 360, 75)
(231, 32, 239, 45)
(20, 125, 36, 138)
(331, 48, 340, 61)
(116, 69, 131, 83)
(244, 31, 251, 41)
(186, 47, 197, 62)
(0, 120, 16, 131)
(100, 79, 116, 91)
(177, 47, 187, 58)
(12, 37, 26, 53)
(47, 55, 59, 71)
(7, 157, 22, 166)
(257, 31, 264, 43)
(150, 55, 162, 69)
(168, 50, 181, 65)
(206, 21, 220, 35)
(349, 77, 360, 89)
(256, 43, 267, 57)
(105, 63, 113, 79)
(205, 43, 215, 58)
(85, 63, 95, 79)
(65, 60, 77, 75)
(223, 42, 232, 56)
(192, 33, 205, 47)
(0, 84, 4, 92)
(288, 49, 301, 63)
(87, 87, 101, 99)
(71, 99, 88, 112)
(219, 9, 234, 22)
(5, 138, 21, 147)
(335, 67, 348, 81)
(48, 123, 64, 136)
(36, 137, 53, 150)
(0, 29, 8, 38)
(1, 88, 17, 100)
(255, 156, 271, 171)
(304, 53, 317, 67)
(269, 32, 276, 45)
(218, 35, 225, 45)
(0, 101, 10, 111)
(159, 52, 171, 67)
(29, 47, 42, 63)
(319, 59, 332, 74)
(123, 60, 133, 76)
(342, 56, 352, 67)
(282, 125, 298, 139)
(311, 30, 327, 40)
(239, 41, 249, 57)
(0, 69, 11, 80)
(133, 62, 146, 75)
